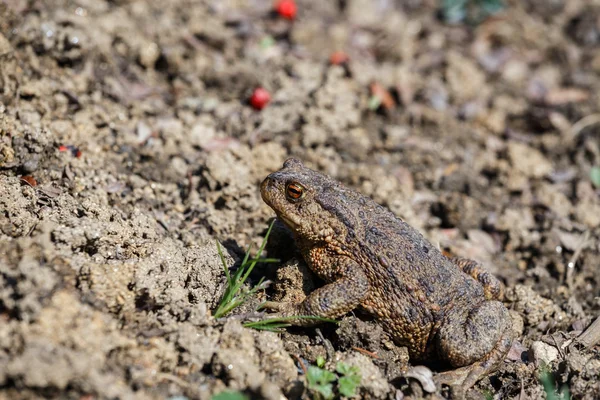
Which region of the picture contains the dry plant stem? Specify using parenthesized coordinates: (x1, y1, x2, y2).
(575, 315, 600, 349)
(291, 354, 308, 376)
(519, 377, 525, 400)
(316, 328, 336, 360)
(570, 113, 600, 141)
(351, 346, 380, 359)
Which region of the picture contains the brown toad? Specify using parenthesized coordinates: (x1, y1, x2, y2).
(261, 158, 513, 392)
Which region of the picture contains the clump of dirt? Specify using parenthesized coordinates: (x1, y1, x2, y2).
(1, 0, 600, 399)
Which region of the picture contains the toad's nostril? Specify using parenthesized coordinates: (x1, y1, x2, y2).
(260, 178, 274, 204)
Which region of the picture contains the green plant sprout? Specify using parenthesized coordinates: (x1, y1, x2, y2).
(335, 362, 361, 398)
(213, 221, 277, 318)
(210, 390, 249, 400)
(590, 166, 600, 188)
(307, 364, 337, 399)
(305, 360, 362, 399)
(539, 364, 570, 400)
(316, 355, 326, 368)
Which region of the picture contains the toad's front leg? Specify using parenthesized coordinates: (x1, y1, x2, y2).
(263, 258, 370, 326)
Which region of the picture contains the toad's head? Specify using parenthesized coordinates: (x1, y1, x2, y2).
(260, 158, 349, 244)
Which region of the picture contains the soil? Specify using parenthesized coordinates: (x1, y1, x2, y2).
(1, 0, 599, 399)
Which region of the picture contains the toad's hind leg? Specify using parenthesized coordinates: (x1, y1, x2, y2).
(449, 257, 504, 301)
(435, 300, 513, 393)
(435, 328, 513, 395)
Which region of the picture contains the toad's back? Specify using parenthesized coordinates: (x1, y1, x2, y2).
(308, 181, 486, 357)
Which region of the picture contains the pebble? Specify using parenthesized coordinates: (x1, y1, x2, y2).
(528, 341, 559, 367)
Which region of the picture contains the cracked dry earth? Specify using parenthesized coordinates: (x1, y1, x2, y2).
(1, 0, 600, 399)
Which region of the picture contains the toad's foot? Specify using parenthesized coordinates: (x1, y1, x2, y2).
(262, 257, 369, 326)
(261, 301, 329, 326)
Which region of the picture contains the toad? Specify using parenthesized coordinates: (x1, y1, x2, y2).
(260, 158, 513, 392)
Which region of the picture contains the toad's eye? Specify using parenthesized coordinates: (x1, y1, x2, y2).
(286, 182, 304, 200)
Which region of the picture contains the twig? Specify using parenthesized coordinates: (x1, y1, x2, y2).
(316, 328, 335, 360)
(351, 346, 380, 359)
(575, 315, 600, 349)
(519, 376, 524, 400)
(156, 215, 170, 232)
(291, 353, 308, 376)
(570, 114, 600, 141)
(550, 335, 565, 359)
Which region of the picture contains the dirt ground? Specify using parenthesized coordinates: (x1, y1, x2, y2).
(1, 0, 600, 399)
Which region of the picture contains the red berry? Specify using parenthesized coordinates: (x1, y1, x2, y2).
(275, 0, 297, 20)
(249, 88, 271, 110)
(329, 51, 349, 65)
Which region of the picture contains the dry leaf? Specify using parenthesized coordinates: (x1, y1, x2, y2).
(404, 365, 436, 393)
(20, 175, 37, 187)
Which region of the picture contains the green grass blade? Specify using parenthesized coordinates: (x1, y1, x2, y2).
(246, 277, 268, 295)
(214, 241, 237, 318)
(244, 315, 339, 331)
(216, 299, 244, 318)
(243, 321, 291, 332)
(247, 257, 280, 263)
(216, 240, 232, 284)
(213, 221, 276, 318)
(240, 245, 252, 269)
(239, 220, 275, 285)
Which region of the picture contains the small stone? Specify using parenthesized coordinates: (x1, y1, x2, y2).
(190, 120, 216, 149)
(502, 60, 529, 84)
(139, 42, 160, 69)
(508, 142, 553, 178)
(528, 341, 559, 367)
(506, 340, 527, 362)
(0, 32, 12, 56)
(536, 184, 572, 218)
(338, 352, 392, 398)
(446, 51, 487, 102)
(575, 201, 600, 228)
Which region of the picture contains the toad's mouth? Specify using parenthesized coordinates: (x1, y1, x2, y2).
(277, 213, 300, 230)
